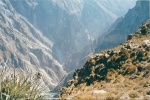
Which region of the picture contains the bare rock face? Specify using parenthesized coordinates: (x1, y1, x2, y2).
(0, 0, 66, 89)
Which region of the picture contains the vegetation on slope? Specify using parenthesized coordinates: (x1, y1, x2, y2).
(60, 20, 150, 99)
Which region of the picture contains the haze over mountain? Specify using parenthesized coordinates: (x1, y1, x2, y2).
(10, 0, 136, 64)
(0, 0, 137, 90)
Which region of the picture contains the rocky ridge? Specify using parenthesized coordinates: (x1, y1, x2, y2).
(60, 20, 150, 99)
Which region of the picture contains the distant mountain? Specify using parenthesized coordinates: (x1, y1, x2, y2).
(9, 0, 136, 64)
(0, 0, 66, 89)
(95, 0, 149, 52)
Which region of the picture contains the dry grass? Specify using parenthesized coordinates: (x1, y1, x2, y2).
(61, 76, 150, 100)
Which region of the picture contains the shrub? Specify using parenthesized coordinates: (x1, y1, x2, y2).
(141, 26, 147, 35)
(143, 81, 149, 87)
(0, 67, 46, 100)
(137, 65, 143, 72)
(107, 55, 120, 69)
(127, 34, 133, 40)
(140, 56, 149, 61)
(136, 50, 144, 58)
(128, 91, 139, 98)
(146, 63, 150, 70)
(122, 64, 136, 75)
(130, 52, 136, 58)
(119, 49, 130, 61)
(106, 69, 116, 82)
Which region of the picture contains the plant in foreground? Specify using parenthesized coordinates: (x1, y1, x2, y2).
(0, 66, 46, 100)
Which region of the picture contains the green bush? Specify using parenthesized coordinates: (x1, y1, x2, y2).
(107, 55, 120, 69)
(119, 49, 130, 61)
(0, 67, 45, 100)
(137, 51, 145, 58)
(141, 26, 147, 35)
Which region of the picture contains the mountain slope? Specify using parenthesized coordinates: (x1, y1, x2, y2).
(0, 0, 66, 88)
(95, 0, 149, 52)
(60, 1, 147, 86)
(63, 0, 149, 74)
(9, 0, 136, 64)
(60, 19, 150, 100)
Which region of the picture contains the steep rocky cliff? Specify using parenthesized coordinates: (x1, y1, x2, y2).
(60, 20, 150, 99)
(0, 0, 66, 89)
